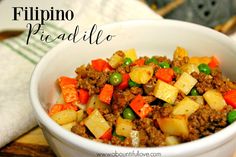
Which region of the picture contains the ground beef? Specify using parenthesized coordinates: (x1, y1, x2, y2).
(171, 56, 189, 67)
(143, 77, 157, 95)
(104, 113, 117, 127)
(143, 96, 156, 104)
(159, 106, 173, 117)
(186, 105, 233, 141)
(71, 123, 89, 138)
(111, 136, 132, 146)
(76, 65, 109, 95)
(192, 72, 214, 94)
(133, 118, 165, 146)
(112, 89, 135, 113)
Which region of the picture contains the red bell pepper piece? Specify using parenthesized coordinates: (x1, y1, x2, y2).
(87, 107, 94, 115)
(118, 73, 130, 90)
(91, 59, 107, 72)
(132, 58, 145, 66)
(63, 103, 78, 111)
(58, 76, 79, 103)
(100, 128, 112, 140)
(78, 89, 89, 104)
(48, 104, 64, 116)
(103, 62, 113, 72)
(129, 94, 153, 118)
(99, 84, 114, 104)
(155, 68, 174, 83)
(208, 56, 219, 68)
(224, 90, 236, 108)
(48, 103, 78, 116)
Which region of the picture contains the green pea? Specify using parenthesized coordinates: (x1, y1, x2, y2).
(198, 63, 211, 75)
(113, 131, 125, 141)
(109, 72, 122, 86)
(159, 61, 170, 68)
(128, 79, 141, 87)
(123, 107, 136, 120)
(173, 67, 182, 74)
(145, 57, 158, 65)
(190, 88, 199, 96)
(227, 110, 236, 124)
(123, 58, 132, 66)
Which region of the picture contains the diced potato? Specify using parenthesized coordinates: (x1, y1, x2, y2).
(129, 65, 154, 84)
(173, 97, 200, 116)
(181, 63, 199, 74)
(87, 95, 97, 109)
(153, 80, 179, 104)
(56, 94, 65, 104)
(203, 90, 227, 110)
(95, 95, 111, 111)
(61, 122, 76, 131)
(157, 116, 189, 137)
(124, 48, 137, 61)
(188, 96, 204, 105)
(116, 117, 133, 137)
(130, 130, 140, 147)
(165, 136, 180, 146)
(108, 53, 124, 68)
(174, 72, 197, 95)
(84, 109, 110, 138)
(173, 47, 188, 60)
(189, 56, 211, 66)
(76, 110, 85, 122)
(51, 109, 77, 125)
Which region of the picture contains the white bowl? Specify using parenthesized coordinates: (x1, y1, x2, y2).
(30, 20, 236, 157)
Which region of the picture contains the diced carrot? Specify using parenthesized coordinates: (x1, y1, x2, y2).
(155, 68, 174, 83)
(132, 58, 145, 66)
(61, 85, 79, 103)
(224, 90, 236, 108)
(58, 76, 77, 87)
(48, 104, 64, 116)
(129, 94, 152, 118)
(63, 103, 78, 111)
(99, 84, 114, 104)
(91, 59, 108, 72)
(208, 56, 219, 68)
(78, 89, 90, 104)
(58, 76, 79, 103)
(118, 73, 130, 90)
(100, 128, 112, 140)
(87, 107, 94, 115)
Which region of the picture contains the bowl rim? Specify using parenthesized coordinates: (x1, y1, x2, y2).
(30, 19, 236, 156)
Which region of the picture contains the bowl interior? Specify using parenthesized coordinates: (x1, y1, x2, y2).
(31, 20, 236, 155)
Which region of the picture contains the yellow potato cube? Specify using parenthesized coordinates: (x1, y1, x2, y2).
(189, 56, 211, 66)
(181, 63, 199, 74)
(203, 90, 227, 110)
(108, 53, 124, 68)
(173, 97, 200, 116)
(173, 47, 188, 60)
(153, 80, 179, 104)
(51, 109, 77, 125)
(174, 72, 198, 95)
(124, 48, 137, 61)
(76, 110, 84, 122)
(116, 117, 133, 137)
(84, 109, 110, 139)
(165, 136, 180, 146)
(61, 122, 76, 131)
(129, 65, 154, 84)
(188, 96, 204, 105)
(157, 116, 189, 137)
